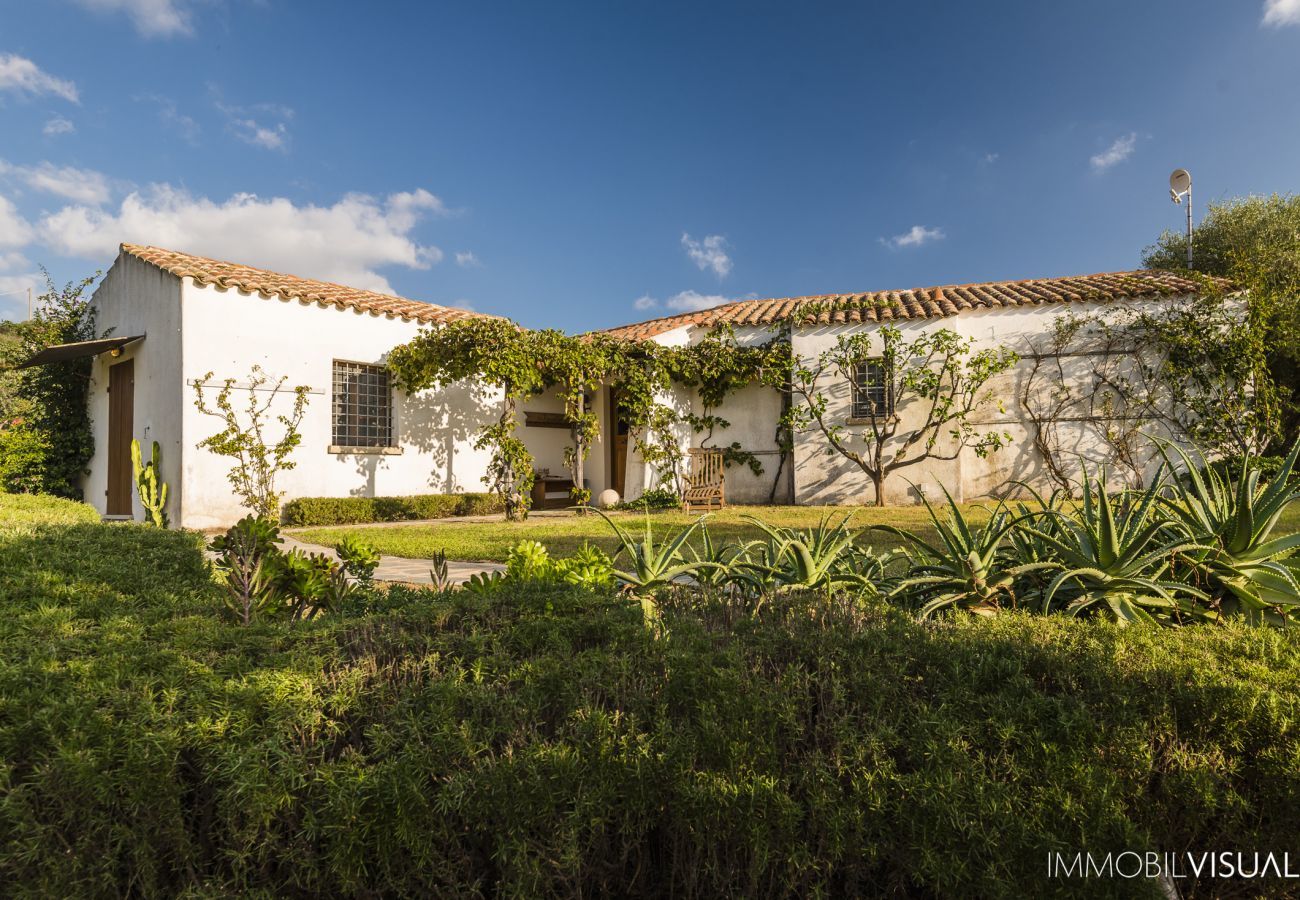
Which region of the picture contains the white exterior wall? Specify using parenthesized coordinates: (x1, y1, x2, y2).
(177, 280, 503, 528)
(84, 253, 185, 521)
(790, 300, 1184, 505)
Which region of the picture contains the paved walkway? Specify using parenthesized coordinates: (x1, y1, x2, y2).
(280, 534, 504, 586)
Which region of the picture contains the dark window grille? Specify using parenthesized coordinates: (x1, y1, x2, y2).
(851, 359, 894, 418)
(332, 361, 393, 447)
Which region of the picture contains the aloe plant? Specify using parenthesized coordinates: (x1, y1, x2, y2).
(1023, 471, 1208, 625)
(1159, 439, 1300, 621)
(739, 513, 884, 593)
(876, 488, 1052, 619)
(590, 508, 717, 590)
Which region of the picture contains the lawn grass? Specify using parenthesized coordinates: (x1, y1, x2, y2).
(0, 493, 101, 528)
(294, 499, 1300, 562)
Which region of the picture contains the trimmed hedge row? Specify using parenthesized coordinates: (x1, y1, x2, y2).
(0, 492, 100, 527)
(280, 491, 503, 526)
(4, 521, 1300, 897)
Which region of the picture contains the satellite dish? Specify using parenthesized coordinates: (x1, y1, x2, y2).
(1169, 168, 1191, 195)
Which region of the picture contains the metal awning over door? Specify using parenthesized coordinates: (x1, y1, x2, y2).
(13, 335, 144, 369)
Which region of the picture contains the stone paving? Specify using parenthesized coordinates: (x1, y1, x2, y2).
(279, 534, 504, 586)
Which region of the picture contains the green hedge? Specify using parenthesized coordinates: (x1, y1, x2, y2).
(4, 522, 1300, 897)
(0, 492, 100, 527)
(280, 491, 504, 526)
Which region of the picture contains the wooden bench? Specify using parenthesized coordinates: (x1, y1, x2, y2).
(681, 448, 725, 513)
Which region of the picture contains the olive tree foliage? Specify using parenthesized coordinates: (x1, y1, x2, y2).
(1144, 194, 1299, 443)
(787, 325, 1019, 506)
(0, 272, 98, 498)
(389, 319, 544, 521)
(193, 366, 310, 520)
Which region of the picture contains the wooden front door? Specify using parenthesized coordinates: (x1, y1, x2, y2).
(107, 359, 134, 516)
(608, 387, 628, 497)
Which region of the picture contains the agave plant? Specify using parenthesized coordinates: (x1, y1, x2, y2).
(1024, 470, 1209, 625)
(1158, 439, 1300, 622)
(590, 508, 718, 591)
(875, 488, 1053, 619)
(738, 513, 884, 593)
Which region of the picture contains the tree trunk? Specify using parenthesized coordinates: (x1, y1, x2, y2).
(872, 470, 885, 507)
(572, 394, 586, 514)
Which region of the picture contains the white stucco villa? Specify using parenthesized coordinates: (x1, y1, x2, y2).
(56, 244, 1213, 526)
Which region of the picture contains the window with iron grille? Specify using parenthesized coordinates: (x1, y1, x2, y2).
(332, 361, 394, 448)
(850, 358, 893, 419)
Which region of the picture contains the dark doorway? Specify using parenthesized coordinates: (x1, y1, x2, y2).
(107, 359, 134, 516)
(608, 387, 629, 497)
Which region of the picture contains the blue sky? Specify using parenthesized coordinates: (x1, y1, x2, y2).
(2, 0, 1299, 330)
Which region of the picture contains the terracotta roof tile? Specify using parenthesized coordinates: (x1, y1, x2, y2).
(120, 243, 493, 325)
(597, 270, 1230, 342)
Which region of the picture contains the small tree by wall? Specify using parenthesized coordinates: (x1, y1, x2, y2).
(193, 366, 310, 520)
(788, 324, 1018, 506)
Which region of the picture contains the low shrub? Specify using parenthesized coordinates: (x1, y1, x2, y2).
(0, 492, 100, 528)
(4, 520, 1300, 897)
(610, 486, 679, 511)
(280, 492, 504, 526)
(0, 426, 50, 495)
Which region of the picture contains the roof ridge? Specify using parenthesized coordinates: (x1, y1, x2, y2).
(119, 243, 496, 325)
(597, 269, 1231, 342)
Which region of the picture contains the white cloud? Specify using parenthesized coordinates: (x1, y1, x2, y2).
(0, 54, 79, 103)
(0, 195, 32, 248)
(633, 294, 658, 311)
(1090, 132, 1138, 172)
(681, 232, 732, 278)
(665, 290, 734, 312)
(982, 152, 999, 164)
(1263, 0, 1300, 26)
(35, 185, 449, 294)
(74, 0, 194, 38)
(0, 160, 112, 205)
(43, 116, 76, 137)
(455, 251, 481, 267)
(880, 225, 945, 250)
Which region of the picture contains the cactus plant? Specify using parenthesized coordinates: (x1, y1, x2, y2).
(130, 438, 169, 528)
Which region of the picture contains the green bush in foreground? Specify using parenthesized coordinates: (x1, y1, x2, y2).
(3, 522, 1300, 897)
(280, 491, 504, 526)
(0, 492, 100, 527)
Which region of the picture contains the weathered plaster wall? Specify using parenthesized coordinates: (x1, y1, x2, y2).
(83, 251, 185, 522)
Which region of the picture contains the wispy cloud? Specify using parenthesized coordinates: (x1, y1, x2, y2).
(73, 0, 194, 38)
(880, 225, 945, 250)
(0, 160, 112, 205)
(137, 94, 200, 144)
(681, 232, 732, 278)
(1090, 132, 1138, 172)
(34, 185, 448, 294)
(0, 54, 79, 103)
(982, 152, 999, 164)
(1263, 0, 1300, 27)
(455, 251, 481, 267)
(211, 88, 294, 152)
(43, 116, 76, 137)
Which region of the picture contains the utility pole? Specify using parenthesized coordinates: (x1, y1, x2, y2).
(1169, 169, 1193, 269)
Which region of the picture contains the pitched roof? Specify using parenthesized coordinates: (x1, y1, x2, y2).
(120, 244, 492, 325)
(598, 270, 1227, 342)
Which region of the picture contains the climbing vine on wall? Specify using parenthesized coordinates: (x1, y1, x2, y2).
(388, 318, 793, 512)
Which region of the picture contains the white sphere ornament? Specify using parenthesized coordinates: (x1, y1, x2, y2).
(597, 489, 621, 508)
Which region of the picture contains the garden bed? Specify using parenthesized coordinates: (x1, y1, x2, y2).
(3, 516, 1300, 896)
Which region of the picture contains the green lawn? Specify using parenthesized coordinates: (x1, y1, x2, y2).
(296, 501, 1300, 562)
